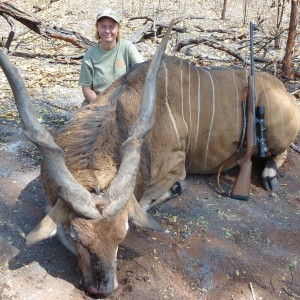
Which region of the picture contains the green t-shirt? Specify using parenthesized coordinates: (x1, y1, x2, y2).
(78, 39, 144, 93)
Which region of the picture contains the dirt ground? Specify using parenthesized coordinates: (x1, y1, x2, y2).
(1, 1, 300, 299)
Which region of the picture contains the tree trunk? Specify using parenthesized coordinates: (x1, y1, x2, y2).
(221, 0, 228, 19)
(282, 0, 299, 78)
(274, 0, 286, 49)
(243, 0, 249, 25)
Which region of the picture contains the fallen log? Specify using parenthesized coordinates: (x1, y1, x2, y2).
(0, 1, 94, 49)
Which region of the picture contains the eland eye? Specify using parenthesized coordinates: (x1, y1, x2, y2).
(69, 226, 79, 242)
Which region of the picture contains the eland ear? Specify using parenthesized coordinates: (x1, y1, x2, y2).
(26, 214, 57, 245)
(26, 199, 69, 245)
(129, 198, 164, 232)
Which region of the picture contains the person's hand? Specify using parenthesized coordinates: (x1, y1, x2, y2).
(82, 86, 97, 103)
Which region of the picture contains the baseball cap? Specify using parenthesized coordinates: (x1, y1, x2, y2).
(96, 9, 121, 23)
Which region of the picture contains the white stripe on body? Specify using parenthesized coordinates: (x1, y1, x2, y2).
(163, 62, 181, 149)
(186, 66, 201, 168)
(180, 59, 189, 134)
(202, 69, 216, 171)
(186, 62, 193, 155)
(224, 67, 243, 164)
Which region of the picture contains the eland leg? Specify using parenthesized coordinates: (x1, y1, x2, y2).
(262, 149, 287, 191)
(140, 180, 188, 211)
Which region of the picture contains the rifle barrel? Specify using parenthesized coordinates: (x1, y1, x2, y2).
(250, 21, 255, 77)
(250, 21, 257, 148)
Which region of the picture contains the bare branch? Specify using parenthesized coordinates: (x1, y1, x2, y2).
(2, 13, 15, 53)
(175, 36, 273, 66)
(256, 28, 288, 53)
(174, 36, 246, 62)
(0, 1, 94, 49)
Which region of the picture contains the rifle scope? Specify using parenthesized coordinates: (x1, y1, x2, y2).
(256, 106, 268, 157)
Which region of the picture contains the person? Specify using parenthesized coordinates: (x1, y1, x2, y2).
(79, 9, 144, 105)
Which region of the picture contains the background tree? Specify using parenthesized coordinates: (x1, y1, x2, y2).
(221, 0, 228, 19)
(243, 0, 250, 24)
(274, 0, 287, 49)
(282, 0, 299, 78)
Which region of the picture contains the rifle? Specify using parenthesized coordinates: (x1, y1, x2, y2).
(230, 21, 257, 200)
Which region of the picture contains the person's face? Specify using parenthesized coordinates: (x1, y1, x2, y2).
(97, 17, 119, 43)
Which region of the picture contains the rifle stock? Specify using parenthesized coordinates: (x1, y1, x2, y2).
(231, 157, 252, 200)
(231, 75, 255, 200)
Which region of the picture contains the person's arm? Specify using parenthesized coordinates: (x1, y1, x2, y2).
(126, 41, 144, 69)
(79, 53, 97, 102)
(82, 86, 97, 103)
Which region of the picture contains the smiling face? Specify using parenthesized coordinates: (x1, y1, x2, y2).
(97, 17, 120, 48)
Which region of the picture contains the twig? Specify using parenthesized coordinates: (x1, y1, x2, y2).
(195, 25, 235, 34)
(256, 28, 288, 53)
(282, 287, 300, 298)
(281, 279, 300, 287)
(291, 89, 300, 95)
(249, 282, 256, 300)
(2, 13, 15, 53)
(39, 100, 76, 112)
(290, 143, 300, 153)
(132, 259, 148, 272)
